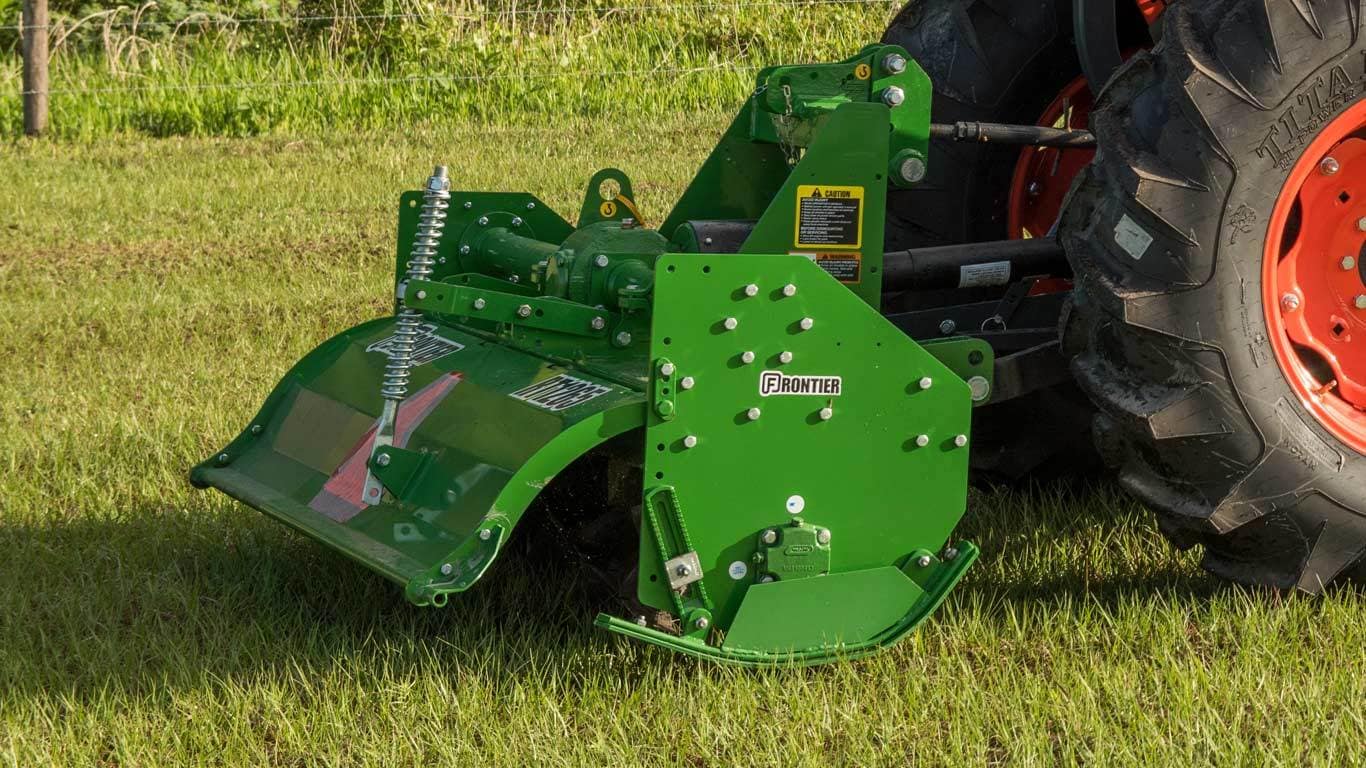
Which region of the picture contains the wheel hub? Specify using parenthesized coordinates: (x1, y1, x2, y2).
(1006, 75, 1096, 239)
(1265, 102, 1366, 453)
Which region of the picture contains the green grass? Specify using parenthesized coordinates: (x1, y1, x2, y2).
(2, 116, 1365, 766)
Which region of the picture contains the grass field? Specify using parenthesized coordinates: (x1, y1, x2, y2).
(2, 116, 1365, 766)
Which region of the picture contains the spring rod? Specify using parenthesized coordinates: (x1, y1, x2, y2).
(363, 165, 451, 505)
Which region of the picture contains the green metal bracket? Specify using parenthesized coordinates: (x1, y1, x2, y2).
(642, 486, 714, 620)
(758, 518, 832, 582)
(651, 357, 678, 421)
(368, 445, 432, 500)
(405, 278, 612, 339)
(578, 168, 646, 227)
(920, 337, 996, 407)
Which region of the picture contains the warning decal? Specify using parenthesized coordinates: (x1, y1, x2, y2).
(795, 185, 863, 250)
(366, 323, 465, 367)
(797, 251, 862, 284)
(511, 374, 612, 412)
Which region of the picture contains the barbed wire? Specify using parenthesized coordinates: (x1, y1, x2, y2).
(26, 61, 763, 95)
(0, 0, 899, 33)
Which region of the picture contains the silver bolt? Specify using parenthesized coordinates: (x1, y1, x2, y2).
(819, 407, 834, 421)
(250, 424, 263, 435)
(1028, 181, 1043, 196)
(968, 376, 992, 403)
(939, 319, 957, 335)
(779, 351, 794, 364)
(1321, 156, 1341, 175)
(881, 53, 907, 75)
(759, 575, 775, 584)
(899, 156, 927, 183)
(415, 289, 427, 300)
(741, 351, 756, 364)
(590, 316, 606, 330)
(747, 407, 762, 421)
(1343, 256, 1357, 271)
(919, 377, 933, 390)
(659, 362, 676, 377)
(1358, 217, 1366, 232)
(1281, 293, 1301, 312)
(463, 201, 473, 209)
(594, 254, 610, 268)
(916, 555, 932, 568)
(516, 304, 533, 318)
(439, 257, 446, 264)
(375, 453, 391, 467)
(915, 434, 930, 448)
(217, 453, 229, 464)
(478, 216, 489, 226)
(744, 283, 760, 297)
(473, 298, 487, 310)
(944, 547, 959, 561)
(799, 317, 815, 331)
(704, 236, 714, 246)
(680, 376, 695, 390)
(683, 435, 698, 449)
(615, 331, 633, 346)
(635, 615, 648, 627)
(526, 202, 536, 210)
(675, 563, 692, 577)
(817, 528, 831, 545)
(762, 529, 778, 545)
(1356, 295, 1366, 310)
(881, 86, 905, 107)
(460, 244, 471, 255)
(694, 616, 710, 630)
(723, 317, 739, 331)
(511, 217, 524, 228)
(954, 434, 969, 448)
(782, 283, 797, 297)
(440, 563, 454, 575)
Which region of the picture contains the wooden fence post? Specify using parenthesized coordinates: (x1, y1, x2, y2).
(21, 0, 49, 137)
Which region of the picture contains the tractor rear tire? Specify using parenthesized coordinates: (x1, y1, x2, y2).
(1061, 0, 1366, 591)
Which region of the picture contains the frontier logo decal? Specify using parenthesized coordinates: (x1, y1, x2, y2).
(366, 323, 465, 367)
(759, 371, 843, 397)
(511, 374, 613, 412)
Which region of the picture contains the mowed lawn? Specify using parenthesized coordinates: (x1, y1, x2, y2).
(1, 117, 1363, 766)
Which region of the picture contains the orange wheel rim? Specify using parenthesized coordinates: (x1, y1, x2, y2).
(1006, 74, 1096, 240)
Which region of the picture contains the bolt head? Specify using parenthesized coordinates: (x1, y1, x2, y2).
(594, 254, 610, 268)
(915, 434, 930, 448)
(899, 156, 927, 183)
(217, 453, 230, 465)
(694, 616, 710, 630)
(1358, 217, 1366, 232)
(967, 376, 992, 403)
(799, 317, 814, 331)
(944, 547, 959, 561)
(939, 319, 957, 335)
(516, 304, 533, 318)
(817, 529, 831, 545)
(590, 316, 606, 330)
(1281, 292, 1302, 312)
(881, 86, 906, 107)
(511, 216, 523, 227)
(682, 435, 698, 449)
(615, 331, 633, 346)
(250, 424, 263, 435)
(462, 201, 473, 209)
(478, 216, 489, 226)
(916, 555, 932, 568)
(779, 351, 794, 364)
(1356, 295, 1366, 310)
(744, 283, 760, 297)
(375, 453, 391, 467)
(440, 563, 454, 575)
(1027, 181, 1043, 196)
(415, 289, 427, 300)
(680, 376, 695, 390)
(759, 575, 775, 584)
(479, 528, 493, 541)
(1343, 256, 1357, 271)
(526, 201, 536, 210)
(819, 407, 834, 421)
(460, 244, 471, 255)
(747, 407, 762, 421)
(881, 53, 907, 75)
(741, 351, 756, 364)
(762, 529, 778, 545)
(919, 376, 933, 390)
(954, 434, 969, 448)
(1321, 156, 1341, 175)
(782, 283, 797, 297)
(723, 317, 739, 330)
(473, 297, 487, 310)
(659, 362, 676, 377)
(676, 563, 692, 577)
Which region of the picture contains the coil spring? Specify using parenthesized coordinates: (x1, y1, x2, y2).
(381, 166, 450, 402)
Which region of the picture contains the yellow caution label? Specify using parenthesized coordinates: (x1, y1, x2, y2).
(794, 185, 864, 250)
(854, 63, 871, 80)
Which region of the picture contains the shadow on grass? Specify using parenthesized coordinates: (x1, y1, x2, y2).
(0, 479, 1237, 701)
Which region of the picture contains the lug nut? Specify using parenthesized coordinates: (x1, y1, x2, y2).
(762, 529, 778, 545)
(517, 304, 533, 318)
(680, 376, 695, 390)
(1356, 295, 1366, 310)
(819, 407, 834, 421)
(915, 434, 930, 448)
(817, 528, 831, 545)
(954, 434, 969, 448)
(882, 53, 907, 75)
(1281, 293, 1302, 312)
(473, 298, 487, 310)
(1343, 256, 1357, 271)
(779, 351, 794, 364)
(683, 435, 698, 449)
(918, 377, 933, 390)
(590, 316, 606, 330)
(659, 362, 676, 377)
(1321, 157, 1341, 175)
(747, 407, 762, 421)
(723, 317, 739, 330)
(741, 351, 756, 364)
(744, 283, 760, 297)
(782, 284, 798, 297)
(881, 86, 906, 107)
(799, 317, 815, 331)
(1358, 217, 1366, 232)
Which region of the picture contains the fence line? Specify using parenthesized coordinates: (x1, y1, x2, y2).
(1, 0, 899, 33)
